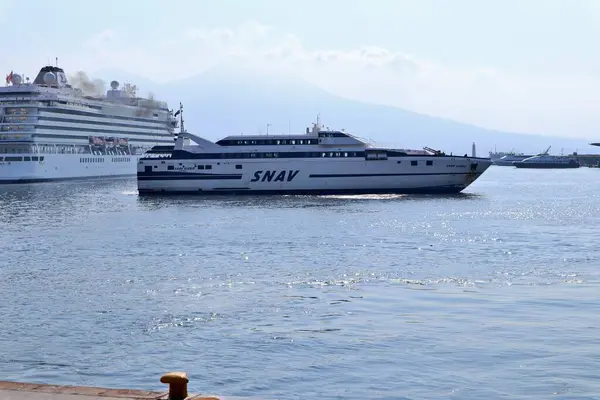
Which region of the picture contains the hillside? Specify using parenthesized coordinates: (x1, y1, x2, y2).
(93, 66, 598, 156)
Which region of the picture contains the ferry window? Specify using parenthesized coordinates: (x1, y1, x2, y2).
(145, 166, 152, 173)
(32, 156, 38, 161)
(411, 160, 418, 166)
(276, 140, 281, 145)
(206, 165, 212, 169)
(23, 156, 31, 161)
(40, 156, 44, 161)
(198, 165, 204, 170)
(344, 153, 348, 157)
(167, 165, 174, 170)
(397, 161, 401, 164)
(235, 164, 242, 169)
(426, 160, 433, 166)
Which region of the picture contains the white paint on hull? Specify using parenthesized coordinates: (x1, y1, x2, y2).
(0, 153, 141, 183)
(137, 156, 492, 194)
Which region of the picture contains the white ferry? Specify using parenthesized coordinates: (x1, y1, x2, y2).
(137, 110, 493, 195)
(513, 146, 580, 169)
(0, 64, 177, 184)
(513, 155, 580, 169)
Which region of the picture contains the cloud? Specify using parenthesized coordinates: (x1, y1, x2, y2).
(84, 29, 116, 48)
(60, 21, 600, 138)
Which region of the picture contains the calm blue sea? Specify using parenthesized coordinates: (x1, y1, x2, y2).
(1, 166, 599, 399)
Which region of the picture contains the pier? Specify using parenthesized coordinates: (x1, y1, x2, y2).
(0, 372, 230, 400)
(579, 143, 600, 167)
(574, 153, 600, 167)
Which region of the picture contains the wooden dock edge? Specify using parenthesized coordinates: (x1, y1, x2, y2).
(0, 371, 220, 399)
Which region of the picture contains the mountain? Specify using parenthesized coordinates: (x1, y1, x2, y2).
(94, 65, 599, 156)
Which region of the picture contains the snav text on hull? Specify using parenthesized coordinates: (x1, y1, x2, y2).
(136, 108, 493, 196)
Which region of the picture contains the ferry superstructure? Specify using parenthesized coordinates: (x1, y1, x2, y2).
(493, 154, 533, 166)
(137, 111, 493, 195)
(0, 64, 178, 183)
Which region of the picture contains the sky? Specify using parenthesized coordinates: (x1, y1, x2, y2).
(1, 0, 599, 138)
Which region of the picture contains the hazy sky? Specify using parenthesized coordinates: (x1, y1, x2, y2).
(1, 0, 599, 138)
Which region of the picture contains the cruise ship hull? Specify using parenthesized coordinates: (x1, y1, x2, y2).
(137, 157, 492, 195)
(0, 153, 142, 184)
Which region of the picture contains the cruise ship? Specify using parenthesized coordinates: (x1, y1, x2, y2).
(137, 112, 493, 195)
(0, 64, 178, 183)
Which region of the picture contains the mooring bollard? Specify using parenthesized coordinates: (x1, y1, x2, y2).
(160, 371, 189, 400)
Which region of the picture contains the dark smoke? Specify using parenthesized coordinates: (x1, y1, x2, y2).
(69, 71, 106, 97)
(136, 92, 160, 116)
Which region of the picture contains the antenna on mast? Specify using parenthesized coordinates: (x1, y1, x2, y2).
(179, 103, 185, 134)
(55, 57, 58, 67)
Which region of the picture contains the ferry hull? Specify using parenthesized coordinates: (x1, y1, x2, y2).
(137, 185, 477, 196)
(513, 162, 580, 169)
(0, 153, 142, 184)
(137, 156, 492, 195)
